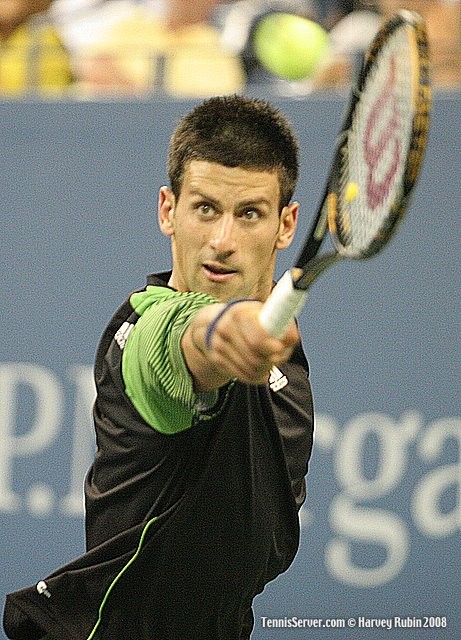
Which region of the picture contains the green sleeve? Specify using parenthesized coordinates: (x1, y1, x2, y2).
(122, 287, 217, 434)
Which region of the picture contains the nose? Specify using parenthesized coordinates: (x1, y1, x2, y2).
(209, 214, 237, 255)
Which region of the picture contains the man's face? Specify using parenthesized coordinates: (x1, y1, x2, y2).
(159, 160, 298, 302)
(0, 0, 51, 23)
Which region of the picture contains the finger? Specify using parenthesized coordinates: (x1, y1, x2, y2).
(210, 333, 273, 382)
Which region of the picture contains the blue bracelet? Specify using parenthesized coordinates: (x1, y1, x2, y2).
(204, 299, 249, 350)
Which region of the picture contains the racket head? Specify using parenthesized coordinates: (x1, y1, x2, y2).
(327, 10, 431, 260)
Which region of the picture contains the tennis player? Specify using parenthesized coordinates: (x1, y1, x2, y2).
(3, 95, 314, 640)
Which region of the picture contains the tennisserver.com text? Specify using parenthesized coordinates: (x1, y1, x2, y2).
(260, 616, 448, 630)
(261, 617, 347, 629)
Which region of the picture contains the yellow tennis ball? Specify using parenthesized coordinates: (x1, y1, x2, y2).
(345, 182, 359, 203)
(253, 13, 330, 81)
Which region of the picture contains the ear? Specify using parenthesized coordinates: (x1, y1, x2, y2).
(276, 202, 299, 250)
(158, 186, 176, 237)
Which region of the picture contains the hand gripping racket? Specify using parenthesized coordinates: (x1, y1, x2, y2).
(259, 10, 431, 337)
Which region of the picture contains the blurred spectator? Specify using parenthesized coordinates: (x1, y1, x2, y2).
(220, 0, 460, 90)
(51, 0, 245, 97)
(313, 0, 380, 28)
(218, 1, 316, 83)
(317, 0, 382, 87)
(2, 0, 458, 98)
(164, 0, 221, 29)
(218, 0, 381, 88)
(317, 0, 460, 88)
(0, 0, 72, 96)
(380, 0, 460, 87)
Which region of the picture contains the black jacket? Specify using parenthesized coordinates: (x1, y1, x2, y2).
(3, 273, 314, 640)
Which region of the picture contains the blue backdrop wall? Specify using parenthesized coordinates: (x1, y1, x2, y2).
(1, 92, 460, 639)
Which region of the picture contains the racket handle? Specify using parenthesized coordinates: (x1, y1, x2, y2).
(259, 270, 308, 338)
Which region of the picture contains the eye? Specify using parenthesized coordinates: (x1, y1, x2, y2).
(196, 202, 216, 218)
(239, 209, 261, 222)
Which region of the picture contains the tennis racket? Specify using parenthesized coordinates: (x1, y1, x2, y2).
(259, 9, 431, 338)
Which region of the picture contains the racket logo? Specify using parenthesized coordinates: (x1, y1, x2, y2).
(364, 55, 401, 210)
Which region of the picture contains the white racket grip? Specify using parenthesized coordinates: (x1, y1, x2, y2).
(259, 270, 308, 338)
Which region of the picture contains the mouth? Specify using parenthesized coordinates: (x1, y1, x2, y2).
(202, 262, 238, 283)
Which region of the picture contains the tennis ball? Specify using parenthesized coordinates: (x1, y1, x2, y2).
(253, 13, 330, 81)
(344, 182, 359, 203)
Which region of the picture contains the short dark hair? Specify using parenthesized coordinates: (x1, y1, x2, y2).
(168, 95, 299, 208)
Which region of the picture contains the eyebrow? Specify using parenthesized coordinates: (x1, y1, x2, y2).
(189, 189, 272, 210)
(189, 190, 221, 209)
(238, 198, 272, 209)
